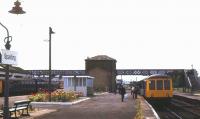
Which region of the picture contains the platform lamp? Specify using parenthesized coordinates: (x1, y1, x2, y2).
(49, 27, 55, 102)
(0, 1, 25, 119)
(9, 0, 26, 14)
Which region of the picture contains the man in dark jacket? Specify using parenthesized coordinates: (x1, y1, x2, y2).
(120, 86, 126, 102)
(133, 86, 139, 99)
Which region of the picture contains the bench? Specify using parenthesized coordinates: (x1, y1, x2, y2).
(9, 100, 31, 118)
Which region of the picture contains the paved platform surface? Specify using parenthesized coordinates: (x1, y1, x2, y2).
(174, 91, 200, 100)
(0, 93, 157, 119)
(29, 93, 137, 119)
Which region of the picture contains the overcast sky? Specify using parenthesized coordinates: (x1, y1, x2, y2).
(1, 0, 200, 79)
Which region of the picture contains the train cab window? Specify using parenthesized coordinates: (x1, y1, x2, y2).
(157, 80, 163, 90)
(149, 80, 155, 90)
(164, 80, 170, 90)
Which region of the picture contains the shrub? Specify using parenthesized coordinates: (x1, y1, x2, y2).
(29, 90, 79, 102)
(75, 91, 84, 97)
(29, 92, 47, 102)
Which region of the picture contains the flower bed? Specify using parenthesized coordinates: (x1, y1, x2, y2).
(29, 90, 83, 102)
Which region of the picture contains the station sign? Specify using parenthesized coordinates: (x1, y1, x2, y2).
(1, 49, 17, 65)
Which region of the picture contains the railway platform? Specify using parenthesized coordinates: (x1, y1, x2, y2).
(0, 93, 158, 119)
(174, 91, 200, 99)
(173, 91, 200, 104)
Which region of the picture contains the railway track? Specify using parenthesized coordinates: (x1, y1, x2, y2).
(149, 98, 200, 119)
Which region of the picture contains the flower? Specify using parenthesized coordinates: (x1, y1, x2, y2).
(28, 89, 80, 102)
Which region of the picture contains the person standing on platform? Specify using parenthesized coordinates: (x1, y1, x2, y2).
(120, 86, 126, 102)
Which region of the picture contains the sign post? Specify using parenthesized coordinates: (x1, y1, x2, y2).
(0, 49, 17, 119)
(1, 49, 17, 65)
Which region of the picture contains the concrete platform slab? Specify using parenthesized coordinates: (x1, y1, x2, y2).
(0, 92, 158, 119)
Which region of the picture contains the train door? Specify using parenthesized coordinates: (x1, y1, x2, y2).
(147, 80, 155, 97)
(156, 79, 164, 97)
(164, 79, 172, 97)
(169, 79, 173, 96)
(0, 80, 2, 95)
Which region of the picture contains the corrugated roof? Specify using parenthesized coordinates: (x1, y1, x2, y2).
(86, 55, 116, 61)
(0, 64, 28, 73)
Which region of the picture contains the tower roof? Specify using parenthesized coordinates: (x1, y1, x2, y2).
(86, 55, 116, 61)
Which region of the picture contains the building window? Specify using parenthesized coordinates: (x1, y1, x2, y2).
(78, 78, 82, 86)
(72, 78, 75, 86)
(87, 79, 93, 87)
(83, 78, 86, 86)
(75, 77, 78, 86)
(68, 78, 71, 86)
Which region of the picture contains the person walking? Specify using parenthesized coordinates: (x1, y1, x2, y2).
(133, 86, 139, 99)
(131, 86, 134, 95)
(120, 86, 126, 102)
(118, 85, 122, 94)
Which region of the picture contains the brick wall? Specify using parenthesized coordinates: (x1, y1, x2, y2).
(88, 67, 110, 91)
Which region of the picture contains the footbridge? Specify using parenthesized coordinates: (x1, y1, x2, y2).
(23, 68, 200, 91)
(26, 69, 189, 76)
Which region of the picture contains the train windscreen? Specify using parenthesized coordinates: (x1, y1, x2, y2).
(157, 80, 163, 90)
(149, 80, 155, 90)
(164, 80, 170, 90)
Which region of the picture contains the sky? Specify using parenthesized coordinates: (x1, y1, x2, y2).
(1, 0, 200, 80)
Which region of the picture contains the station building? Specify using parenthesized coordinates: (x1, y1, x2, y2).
(63, 76, 94, 96)
(85, 55, 117, 92)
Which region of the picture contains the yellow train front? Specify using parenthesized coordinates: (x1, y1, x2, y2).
(138, 74, 173, 101)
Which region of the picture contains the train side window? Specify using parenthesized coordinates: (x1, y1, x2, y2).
(149, 80, 155, 90)
(164, 80, 170, 90)
(157, 80, 163, 90)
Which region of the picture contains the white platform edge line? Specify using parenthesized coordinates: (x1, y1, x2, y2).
(144, 99, 160, 119)
(72, 97, 90, 104)
(31, 97, 91, 106)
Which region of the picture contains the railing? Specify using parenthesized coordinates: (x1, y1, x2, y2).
(184, 70, 192, 88)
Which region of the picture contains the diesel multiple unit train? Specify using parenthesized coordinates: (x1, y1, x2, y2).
(137, 74, 173, 101)
(0, 70, 60, 96)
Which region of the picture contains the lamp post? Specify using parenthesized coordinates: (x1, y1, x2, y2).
(0, 22, 12, 119)
(49, 27, 55, 102)
(0, 1, 25, 119)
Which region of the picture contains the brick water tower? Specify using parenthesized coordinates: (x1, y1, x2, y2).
(85, 55, 117, 92)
